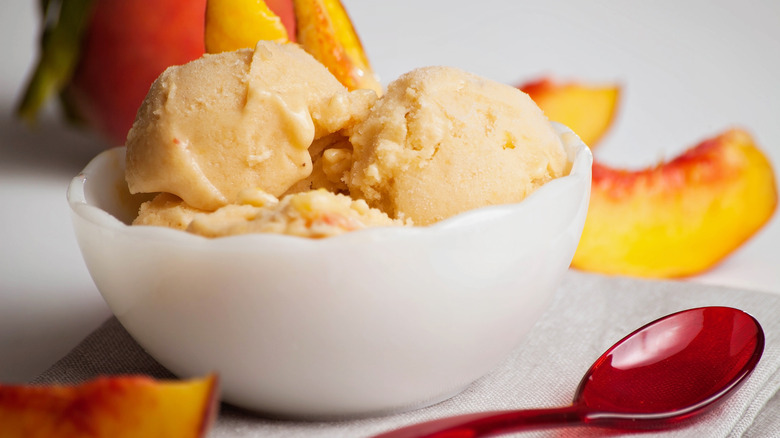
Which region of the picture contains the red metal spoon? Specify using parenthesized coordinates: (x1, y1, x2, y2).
(375, 306, 764, 437)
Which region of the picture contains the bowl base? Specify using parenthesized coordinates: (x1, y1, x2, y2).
(220, 384, 472, 422)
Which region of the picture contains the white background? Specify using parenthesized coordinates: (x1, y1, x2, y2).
(1, 0, 778, 382)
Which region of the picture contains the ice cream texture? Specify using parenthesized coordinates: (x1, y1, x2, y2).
(125, 41, 376, 211)
(347, 66, 569, 225)
(126, 42, 570, 237)
(184, 189, 406, 238)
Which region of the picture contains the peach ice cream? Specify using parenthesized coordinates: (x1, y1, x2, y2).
(134, 188, 403, 238)
(125, 41, 375, 211)
(185, 188, 406, 238)
(346, 66, 569, 225)
(126, 43, 571, 237)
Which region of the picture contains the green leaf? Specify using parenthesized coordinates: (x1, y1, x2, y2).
(16, 0, 97, 123)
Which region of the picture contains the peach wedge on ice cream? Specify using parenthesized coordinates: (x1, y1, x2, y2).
(293, 0, 382, 94)
(205, 0, 294, 52)
(0, 374, 218, 438)
(204, 0, 382, 94)
(571, 129, 778, 278)
(520, 78, 620, 148)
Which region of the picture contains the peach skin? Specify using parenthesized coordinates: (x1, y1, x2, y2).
(571, 129, 778, 278)
(18, 0, 209, 146)
(0, 374, 218, 438)
(520, 78, 620, 149)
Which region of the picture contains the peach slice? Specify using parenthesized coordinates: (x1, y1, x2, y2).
(571, 129, 778, 278)
(520, 78, 620, 148)
(0, 374, 218, 438)
(293, 0, 383, 95)
(205, 0, 290, 53)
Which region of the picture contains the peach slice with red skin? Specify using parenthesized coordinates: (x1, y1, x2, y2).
(293, 0, 383, 95)
(518, 79, 777, 277)
(204, 0, 382, 94)
(572, 129, 778, 278)
(0, 374, 218, 438)
(520, 78, 620, 148)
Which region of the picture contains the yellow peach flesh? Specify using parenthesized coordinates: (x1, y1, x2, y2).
(0, 374, 218, 438)
(520, 78, 619, 148)
(572, 129, 778, 278)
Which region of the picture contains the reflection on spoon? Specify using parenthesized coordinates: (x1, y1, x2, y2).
(609, 311, 702, 370)
(374, 306, 764, 437)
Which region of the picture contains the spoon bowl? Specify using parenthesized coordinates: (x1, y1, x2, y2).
(376, 306, 764, 437)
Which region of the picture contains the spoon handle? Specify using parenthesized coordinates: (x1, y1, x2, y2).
(373, 405, 586, 438)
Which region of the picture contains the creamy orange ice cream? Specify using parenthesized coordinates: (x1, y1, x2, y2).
(184, 189, 405, 238)
(346, 66, 569, 225)
(126, 43, 571, 237)
(125, 41, 375, 211)
(134, 188, 404, 238)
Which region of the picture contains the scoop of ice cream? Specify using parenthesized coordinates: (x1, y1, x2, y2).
(186, 189, 407, 238)
(125, 41, 376, 211)
(346, 66, 569, 225)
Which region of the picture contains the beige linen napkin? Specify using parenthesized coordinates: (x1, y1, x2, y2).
(34, 271, 780, 437)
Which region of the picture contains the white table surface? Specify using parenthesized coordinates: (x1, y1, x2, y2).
(1, 0, 778, 383)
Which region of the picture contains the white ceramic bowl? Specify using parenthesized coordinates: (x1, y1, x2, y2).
(67, 123, 591, 419)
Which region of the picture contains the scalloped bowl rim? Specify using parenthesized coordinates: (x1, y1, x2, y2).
(68, 124, 592, 247)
